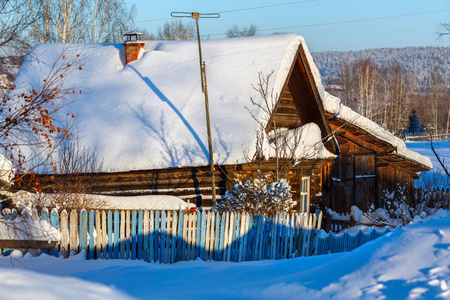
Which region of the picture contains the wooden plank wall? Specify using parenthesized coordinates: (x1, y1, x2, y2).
(14, 165, 237, 207)
(376, 164, 415, 207)
(232, 160, 331, 213)
(15, 160, 331, 212)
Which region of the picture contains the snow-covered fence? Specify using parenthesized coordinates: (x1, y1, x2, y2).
(68, 210, 324, 262)
(1, 209, 323, 262)
(1, 209, 393, 261)
(324, 210, 353, 233)
(404, 133, 450, 141)
(414, 188, 450, 208)
(316, 227, 393, 255)
(0, 210, 322, 263)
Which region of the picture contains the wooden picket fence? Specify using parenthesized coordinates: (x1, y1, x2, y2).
(1, 209, 393, 262)
(414, 188, 450, 208)
(316, 227, 393, 255)
(39, 209, 324, 262)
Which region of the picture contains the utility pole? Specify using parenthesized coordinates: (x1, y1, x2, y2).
(171, 12, 220, 202)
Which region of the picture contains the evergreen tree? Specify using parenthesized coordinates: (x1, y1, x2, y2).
(406, 110, 423, 135)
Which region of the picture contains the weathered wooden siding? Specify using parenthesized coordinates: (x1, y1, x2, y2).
(15, 160, 332, 210)
(234, 159, 332, 212)
(375, 164, 415, 208)
(15, 165, 236, 207)
(331, 137, 376, 213)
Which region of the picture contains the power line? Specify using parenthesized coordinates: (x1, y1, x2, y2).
(204, 8, 450, 37)
(135, 17, 172, 24)
(217, 0, 315, 14)
(135, 0, 316, 24)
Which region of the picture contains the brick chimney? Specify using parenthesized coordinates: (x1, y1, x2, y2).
(123, 32, 145, 64)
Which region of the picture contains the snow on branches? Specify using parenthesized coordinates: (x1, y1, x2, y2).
(213, 173, 295, 215)
(360, 183, 445, 227)
(1, 50, 83, 188)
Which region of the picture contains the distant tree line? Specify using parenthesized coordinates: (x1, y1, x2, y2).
(312, 47, 450, 90)
(0, 0, 135, 56)
(137, 21, 258, 41)
(328, 57, 450, 135)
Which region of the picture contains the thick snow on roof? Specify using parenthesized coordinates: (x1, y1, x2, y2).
(267, 123, 335, 160)
(321, 93, 433, 169)
(12, 34, 327, 171)
(12, 34, 429, 171)
(0, 154, 15, 187)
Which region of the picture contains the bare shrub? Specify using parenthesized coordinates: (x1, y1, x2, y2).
(46, 135, 106, 212)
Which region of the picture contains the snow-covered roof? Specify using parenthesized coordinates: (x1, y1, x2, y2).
(11, 34, 431, 171)
(321, 93, 432, 169)
(0, 154, 15, 188)
(299, 45, 433, 170)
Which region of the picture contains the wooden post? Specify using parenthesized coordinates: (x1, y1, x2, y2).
(325, 211, 332, 233)
(69, 210, 78, 254)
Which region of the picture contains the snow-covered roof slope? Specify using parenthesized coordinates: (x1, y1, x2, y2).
(12, 35, 325, 171)
(267, 123, 336, 160)
(0, 154, 15, 188)
(300, 48, 433, 170)
(12, 34, 430, 171)
(322, 94, 432, 169)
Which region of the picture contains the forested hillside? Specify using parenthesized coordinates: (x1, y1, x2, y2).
(312, 46, 450, 135)
(312, 46, 450, 88)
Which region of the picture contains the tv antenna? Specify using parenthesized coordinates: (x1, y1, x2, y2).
(171, 12, 220, 202)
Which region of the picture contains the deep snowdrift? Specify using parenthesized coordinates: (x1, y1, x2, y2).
(2, 213, 450, 299)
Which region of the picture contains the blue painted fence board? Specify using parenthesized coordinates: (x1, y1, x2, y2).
(79, 210, 88, 253)
(196, 211, 201, 259)
(132, 210, 137, 260)
(138, 210, 143, 260)
(171, 211, 178, 264)
(107, 211, 113, 259)
(200, 210, 207, 261)
(40, 210, 49, 255)
(160, 211, 166, 264)
(176, 212, 183, 262)
(88, 211, 95, 259)
(113, 211, 119, 259)
(154, 210, 159, 262)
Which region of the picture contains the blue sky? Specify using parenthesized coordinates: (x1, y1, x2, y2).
(131, 0, 450, 52)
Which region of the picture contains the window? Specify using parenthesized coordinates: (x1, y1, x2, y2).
(300, 176, 310, 213)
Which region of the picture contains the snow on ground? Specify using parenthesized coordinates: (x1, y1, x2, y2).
(96, 195, 196, 211)
(405, 139, 450, 188)
(405, 139, 450, 174)
(2, 214, 450, 299)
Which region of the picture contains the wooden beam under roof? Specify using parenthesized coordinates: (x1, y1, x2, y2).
(329, 123, 393, 154)
(327, 116, 397, 153)
(377, 154, 432, 173)
(327, 115, 431, 173)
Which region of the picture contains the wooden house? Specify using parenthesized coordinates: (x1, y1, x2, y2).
(11, 35, 432, 214)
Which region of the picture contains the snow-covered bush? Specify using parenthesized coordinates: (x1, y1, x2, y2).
(213, 173, 295, 214)
(359, 183, 444, 227)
